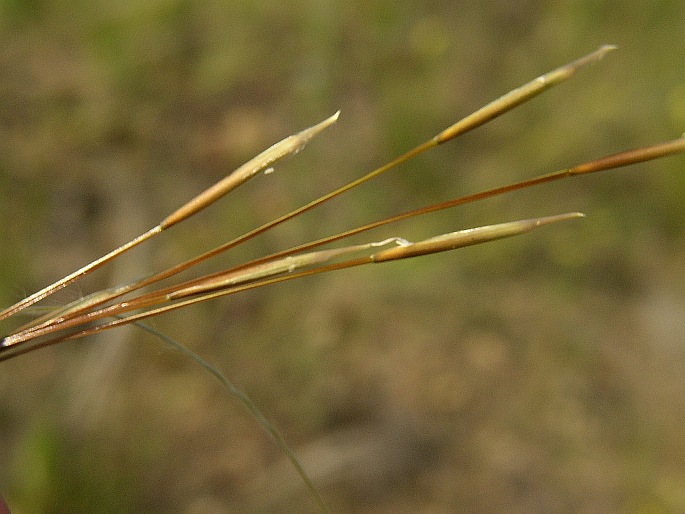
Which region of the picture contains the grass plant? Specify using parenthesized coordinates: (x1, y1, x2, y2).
(1, 45, 684, 511)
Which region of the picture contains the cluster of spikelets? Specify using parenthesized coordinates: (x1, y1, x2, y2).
(1, 45, 684, 511)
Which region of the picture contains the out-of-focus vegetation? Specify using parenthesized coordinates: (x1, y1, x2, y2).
(1, 1, 684, 512)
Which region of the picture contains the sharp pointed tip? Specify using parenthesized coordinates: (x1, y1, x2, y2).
(308, 110, 341, 135)
(534, 211, 586, 228)
(321, 109, 341, 128)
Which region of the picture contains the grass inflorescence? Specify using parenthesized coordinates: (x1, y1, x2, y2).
(1, 45, 684, 510)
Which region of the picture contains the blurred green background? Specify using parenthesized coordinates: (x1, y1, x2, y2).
(1, 0, 685, 512)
